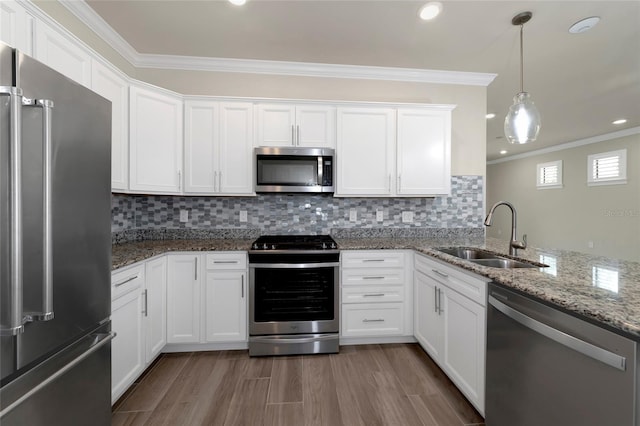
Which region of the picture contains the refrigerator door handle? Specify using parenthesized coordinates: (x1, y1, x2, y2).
(22, 97, 55, 322)
(0, 86, 25, 336)
(0, 331, 115, 418)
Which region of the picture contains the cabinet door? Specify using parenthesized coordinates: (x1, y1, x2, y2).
(91, 60, 129, 191)
(255, 104, 295, 146)
(397, 109, 451, 195)
(129, 85, 183, 194)
(111, 289, 144, 404)
(144, 256, 167, 362)
(336, 107, 395, 195)
(443, 288, 485, 411)
(0, 0, 34, 54)
(218, 102, 254, 194)
(34, 20, 91, 87)
(166, 255, 201, 343)
(296, 105, 335, 148)
(204, 270, 247, 342)
(414, 270, 443, 360)
(184, 100, 218, 193)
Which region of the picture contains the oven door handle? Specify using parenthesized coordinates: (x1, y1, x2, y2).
(250, 334, 337, 344)
(249, 262, 340, 269)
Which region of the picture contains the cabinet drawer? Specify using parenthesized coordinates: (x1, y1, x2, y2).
(205, 252, 247, 270)
(415, 253, 488, 306)
(112, 264, 145, 300)
(342, 267, 405, 286)
(341, 251, 405, 268)
(342, 286, 404, 304)
(341, 303, 404, 337)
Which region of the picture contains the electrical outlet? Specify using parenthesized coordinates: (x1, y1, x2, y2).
(376, 209, 384, 222)
(239, 210, 248, 222)
(179, 209, 189, 223)
(349, 208, 357, 222)
(401, 211, 414, 223)
(588, 241, 594, 249)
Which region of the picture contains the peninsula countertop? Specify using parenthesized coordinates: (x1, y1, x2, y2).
(112, 236, 640, 340)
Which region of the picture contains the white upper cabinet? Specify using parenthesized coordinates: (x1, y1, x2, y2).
(184, 100, 254, 195)
(336, 105, 453, 197)
(0, 0, 34, 54)
(255, 103, 335, 148)
(397, 108, 451, 195)
(34, 19, 91, 87)
(129, 84, 183, 194)
(336, 107, 395, 196)
(91, 60, 129, 192)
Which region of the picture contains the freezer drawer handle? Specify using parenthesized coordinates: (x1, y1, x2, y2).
(489, 295, 626, 371)
(0, 332, 115, 418)
(0, 86, 24, 336)
(22, 97, 55, 322)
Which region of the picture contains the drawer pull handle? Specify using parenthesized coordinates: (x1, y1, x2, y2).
(213, 260, 239, 264)
(362, 259, 384, 262)
(363, 293, 385, 297)
(432, 269, 449, 278)
(363, 318, 385, 323)
(114, 275, 137, 287)
(362, 276, 385, 280)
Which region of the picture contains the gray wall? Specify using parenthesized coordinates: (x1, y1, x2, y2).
(487, 133, 639, 262)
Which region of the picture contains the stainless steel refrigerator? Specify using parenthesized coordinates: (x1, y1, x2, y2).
(0, 42, 113, 425)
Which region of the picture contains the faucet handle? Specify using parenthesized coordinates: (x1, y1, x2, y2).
(512, 234, 527, 250)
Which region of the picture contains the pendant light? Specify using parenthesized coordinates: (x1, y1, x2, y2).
(504, 11, 541, 144)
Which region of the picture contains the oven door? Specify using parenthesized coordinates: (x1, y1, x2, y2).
(249, 262, 339, 335)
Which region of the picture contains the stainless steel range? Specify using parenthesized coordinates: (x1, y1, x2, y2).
(248, 235, 339, 356)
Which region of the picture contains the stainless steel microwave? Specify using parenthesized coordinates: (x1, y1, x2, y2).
(255, 147, 334, 193)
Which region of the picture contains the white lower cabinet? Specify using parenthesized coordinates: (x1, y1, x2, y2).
(110, 264, 145, 404)
(144, 256, 167, 361)
(340, 250, 413, 340)
(166, 254, 201, 343)
(203, 253, 247, 343)
(414, 253, 489, 415)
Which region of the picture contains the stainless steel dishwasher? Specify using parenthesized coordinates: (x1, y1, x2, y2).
(486, 284, 638, 426)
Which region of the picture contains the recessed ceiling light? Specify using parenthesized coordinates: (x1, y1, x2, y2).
(569, 16, 600, 34)
(228, 0, 246, 5)
(500, 150, 508, 155)
(419, 2, 442, 20)
(486, 113, 496, 119)
(612, 119, 627, 125)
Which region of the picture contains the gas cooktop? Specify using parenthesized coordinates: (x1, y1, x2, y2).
(250, 235, 337, 251)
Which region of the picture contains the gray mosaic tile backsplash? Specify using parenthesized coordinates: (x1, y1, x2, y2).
(112, 175, 483, 236)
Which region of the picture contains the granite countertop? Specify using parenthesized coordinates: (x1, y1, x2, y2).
(112, 238, 254, 270)
(112, 235, 640, 340)
(336, 236, 640, 340)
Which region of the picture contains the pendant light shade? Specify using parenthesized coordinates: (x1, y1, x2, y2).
(504, 12, 541, 144)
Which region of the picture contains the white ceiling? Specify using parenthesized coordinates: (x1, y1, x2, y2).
(82, 0, 640, 160)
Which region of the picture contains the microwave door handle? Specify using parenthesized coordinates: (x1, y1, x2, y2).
(318, 157, 323, 186)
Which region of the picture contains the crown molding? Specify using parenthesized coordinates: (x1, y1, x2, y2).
(487, 126, 640, 165)
(58, 0, 496, 86)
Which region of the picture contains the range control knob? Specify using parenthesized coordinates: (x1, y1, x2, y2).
(252, 243, 259, 250)
(262, 243, 268, 249)
(271, 244, 276, 250)
(322, 242, 327, 249)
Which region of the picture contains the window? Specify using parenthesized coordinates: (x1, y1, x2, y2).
(536, 160, 563, 189)
(588, 149, 627, 186)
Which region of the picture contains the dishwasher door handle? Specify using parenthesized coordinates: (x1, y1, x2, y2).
(488, 295, 626, 371)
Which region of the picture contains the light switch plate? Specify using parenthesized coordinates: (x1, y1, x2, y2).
(179, 209, 189, 223)
(349, 208, 358, 222)
(239, 210, 248, 222)
(376, 210, 384, 222)
(402, 211, 414, 223)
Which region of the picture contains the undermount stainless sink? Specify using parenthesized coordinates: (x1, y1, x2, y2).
(435, 247, 547, 269)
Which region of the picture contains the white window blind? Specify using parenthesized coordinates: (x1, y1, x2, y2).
(588, 149, 627, 186)
(536, 160, 563, 189)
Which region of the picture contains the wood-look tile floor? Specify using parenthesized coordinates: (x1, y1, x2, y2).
(112, 343, 484, 426)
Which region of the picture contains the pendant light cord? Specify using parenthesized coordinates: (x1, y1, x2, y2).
(520, 24, 524, 93)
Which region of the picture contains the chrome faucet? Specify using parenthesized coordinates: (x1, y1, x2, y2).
(484, 201, 527, 256)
